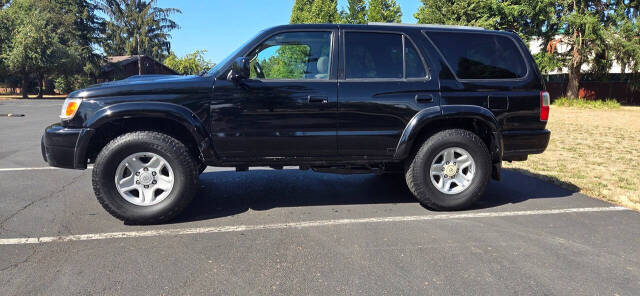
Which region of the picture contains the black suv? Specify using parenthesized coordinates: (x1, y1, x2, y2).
(42, 23, 550, 224)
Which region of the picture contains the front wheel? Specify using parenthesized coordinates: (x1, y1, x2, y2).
(92, 131, 199, 224)
(405, 129, 491, 210)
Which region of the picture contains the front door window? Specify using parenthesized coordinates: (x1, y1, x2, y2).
(248, 31, 332, 80)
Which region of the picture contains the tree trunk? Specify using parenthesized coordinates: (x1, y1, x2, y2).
(37, 74, 44, 99)
(21, 73, 29, 99)
(566, 31, 582, 99)
(567, 63, 581, 98)
(137, 34, 142, 75)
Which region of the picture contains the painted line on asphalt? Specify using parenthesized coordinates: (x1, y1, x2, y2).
(0, 166, 296, 173)
(0, 206, 630, 246)
(0, 166, 93, 172)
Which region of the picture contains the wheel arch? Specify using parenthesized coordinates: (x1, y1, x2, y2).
(83, 102, 216, 164)
(394, 105, 502, 164)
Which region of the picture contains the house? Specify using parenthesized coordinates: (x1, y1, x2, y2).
(98, 55, 178, 82)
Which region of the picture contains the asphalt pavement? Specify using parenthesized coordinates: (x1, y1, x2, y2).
(1, 99, 639, 295)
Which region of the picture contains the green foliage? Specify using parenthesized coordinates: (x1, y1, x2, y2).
(0, 0, 102, 96)
(251, 45, 310, 79)
(100, 0, 181, 69)
(293, 0, 403, 25)
(164, 50, 214, 75)
(340, 0, 367, 24)
(553, 97, 621, 109)
(367, 0, 401, 23)
(290, 0, 339, 24)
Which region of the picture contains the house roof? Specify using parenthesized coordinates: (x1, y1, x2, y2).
(101, 55, 177, 75)
(107, 55, 144, 64)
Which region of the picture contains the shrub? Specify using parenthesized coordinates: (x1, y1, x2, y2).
(553, 97, 621, 109)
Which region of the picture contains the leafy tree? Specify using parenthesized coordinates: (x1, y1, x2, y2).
(340, 0, 367, 24)
(290, 0, 339, 24)
(100, 0, 181, 75)
(367, 0, 402, 23)
(1, 0, 71, 98)
(164, 50, 214, 75)
(0, 0, 102, 97)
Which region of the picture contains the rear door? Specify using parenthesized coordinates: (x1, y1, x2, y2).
(337, 30, 440, 157)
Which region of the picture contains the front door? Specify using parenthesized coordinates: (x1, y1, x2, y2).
(211, 30, 338, 159)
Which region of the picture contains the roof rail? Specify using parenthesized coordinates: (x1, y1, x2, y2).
(367, 22, 485, 30)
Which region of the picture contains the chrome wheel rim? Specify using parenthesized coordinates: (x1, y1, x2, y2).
(115, 152, 174, 206)
(429, 147, 475, 195)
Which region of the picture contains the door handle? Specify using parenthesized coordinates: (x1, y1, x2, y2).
(415, 94, 434, 103)
(308, 96, 329, 104)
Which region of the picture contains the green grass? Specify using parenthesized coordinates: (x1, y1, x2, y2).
(553, 97, 621, 109)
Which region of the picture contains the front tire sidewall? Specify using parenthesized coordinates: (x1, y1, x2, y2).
(93, 133, 197, 223)
(407, 130, 491, 210)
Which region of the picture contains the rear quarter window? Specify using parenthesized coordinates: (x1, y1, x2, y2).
(426, 31, 527, 80)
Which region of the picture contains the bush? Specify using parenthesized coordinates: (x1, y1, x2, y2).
(54, 76, 74, 94)
(553, 97, 621, 109)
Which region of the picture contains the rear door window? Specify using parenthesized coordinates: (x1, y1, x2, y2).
(344, 32, 428, 79)
(426, 31, 527, 79)
(344, 32, 403, 79)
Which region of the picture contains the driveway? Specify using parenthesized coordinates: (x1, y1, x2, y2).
(1, 100, 639, 295)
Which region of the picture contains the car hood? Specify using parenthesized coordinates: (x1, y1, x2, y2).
(68, 74, 211, 99)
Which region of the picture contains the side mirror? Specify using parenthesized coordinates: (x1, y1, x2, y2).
(229, 57, 250, 80)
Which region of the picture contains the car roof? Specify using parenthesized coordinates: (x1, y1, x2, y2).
(266, 23, 501, 34)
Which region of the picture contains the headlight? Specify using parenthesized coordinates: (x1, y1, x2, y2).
(60, 98, 82, 120)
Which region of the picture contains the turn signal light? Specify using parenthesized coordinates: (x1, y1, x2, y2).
(60, 98, 82, 120)
(540, 91, 550, 121)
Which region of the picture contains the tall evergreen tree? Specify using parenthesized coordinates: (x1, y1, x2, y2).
(340, 0, 367, 24)
(367, 0, 402, 23)
(100, 0, 181, 75)
(290, 0, 338, 24)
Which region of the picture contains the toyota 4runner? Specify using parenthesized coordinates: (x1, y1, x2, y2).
(42, 23, 550, 224)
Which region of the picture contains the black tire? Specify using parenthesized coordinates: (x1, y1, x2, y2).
(405, 129, 491, 210)
(92, 131, 199, 224)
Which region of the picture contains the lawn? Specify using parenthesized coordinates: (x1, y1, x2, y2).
(504, 105, 640, 211)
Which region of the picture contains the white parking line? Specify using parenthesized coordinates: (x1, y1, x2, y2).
(0, 167, 61, 172)
(0, 206, 630, 246)
(0, 166, 93, 172)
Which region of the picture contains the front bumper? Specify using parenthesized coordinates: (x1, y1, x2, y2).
(41, 123, 94, 169)
(502, 129, 550, 161)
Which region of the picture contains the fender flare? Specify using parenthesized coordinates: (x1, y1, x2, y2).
(84, 101, 215, 161)
(393, 105, 501, 161)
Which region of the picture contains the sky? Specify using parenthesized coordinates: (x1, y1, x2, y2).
(156, 0, 422, 63)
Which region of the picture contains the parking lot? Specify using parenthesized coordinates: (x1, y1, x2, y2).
(1, 99, 639, 295)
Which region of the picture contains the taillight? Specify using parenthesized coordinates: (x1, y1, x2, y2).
(540, 91, 550, 121)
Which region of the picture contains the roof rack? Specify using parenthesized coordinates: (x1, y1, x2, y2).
(367, 22, 485, 31)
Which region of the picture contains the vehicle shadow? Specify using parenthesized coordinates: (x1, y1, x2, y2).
(173, 168, 578, 223)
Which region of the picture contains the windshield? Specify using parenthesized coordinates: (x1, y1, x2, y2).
(204, 31, 263, 77)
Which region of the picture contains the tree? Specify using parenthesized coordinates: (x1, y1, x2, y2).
(290, 0, 339, 24)
(368, 0, 402, 23)
(340, 0, 367, 24)
(0, 0, 102, 97)
(164, 50, 214, 75)
(100, 0, 181, 75)
(1, 0, 71, 98)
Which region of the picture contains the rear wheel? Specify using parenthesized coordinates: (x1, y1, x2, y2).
(405, 129, 491, 210)
(92, 131, 199, 224)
